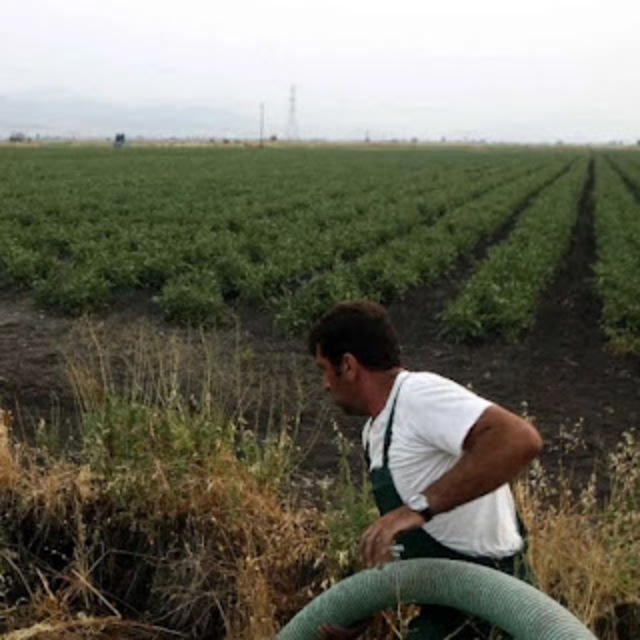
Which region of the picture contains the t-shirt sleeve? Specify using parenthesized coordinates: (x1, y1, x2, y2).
(404, 374, 492, 455)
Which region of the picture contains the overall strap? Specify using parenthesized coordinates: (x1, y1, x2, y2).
(382, 373, 410, 468)
(365, 372, 410, 467)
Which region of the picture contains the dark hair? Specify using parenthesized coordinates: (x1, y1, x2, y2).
(308, 300, 401, 370)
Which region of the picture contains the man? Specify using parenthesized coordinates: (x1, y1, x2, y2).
(308, 300, 542, 639)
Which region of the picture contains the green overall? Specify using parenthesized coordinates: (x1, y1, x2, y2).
(366, 377, 532, 639)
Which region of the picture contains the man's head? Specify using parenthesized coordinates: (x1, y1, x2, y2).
(308, 300, 401, 414)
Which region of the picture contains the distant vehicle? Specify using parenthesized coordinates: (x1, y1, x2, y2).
(113, 133, 126, 148)
(9, 132, 26, 143)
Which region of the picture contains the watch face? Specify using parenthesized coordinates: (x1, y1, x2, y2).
(408, 494, 428, 512)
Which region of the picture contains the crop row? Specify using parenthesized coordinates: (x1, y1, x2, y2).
(611, 152, 640, 178)
(0, 147, 563, 322)
(605, 154, 640, 203)
(238, 158, 551, 301)
(441, 159, 587, 341)
(274, 157, 575, 332)
(592, 157, 640, 353)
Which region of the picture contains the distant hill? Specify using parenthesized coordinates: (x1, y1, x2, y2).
(0, 91, 256, 139)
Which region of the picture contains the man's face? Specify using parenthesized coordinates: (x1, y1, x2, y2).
(314, 346, 365, 415)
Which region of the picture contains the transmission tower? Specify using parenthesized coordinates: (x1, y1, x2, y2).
(285, 84, 299, 141)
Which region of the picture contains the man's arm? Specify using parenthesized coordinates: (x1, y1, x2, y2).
(424, 404, 542, 515)
(360, 404, 542, 567)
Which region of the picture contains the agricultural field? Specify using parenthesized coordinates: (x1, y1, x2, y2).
(0, 147, 567, 322)
(1, 144, 640, 423)
(0, 142, 639, 462)
(1, 144, 637, 344)
(1, 144, 640, 639)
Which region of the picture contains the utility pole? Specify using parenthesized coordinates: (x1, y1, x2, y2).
(285, 84, 299, 142)
(259, 102, 265, 147)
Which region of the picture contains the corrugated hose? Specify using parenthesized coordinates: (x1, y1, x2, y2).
(278, 558, 596, 639)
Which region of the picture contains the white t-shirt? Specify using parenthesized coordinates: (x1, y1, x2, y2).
(362, 370, 524, 558)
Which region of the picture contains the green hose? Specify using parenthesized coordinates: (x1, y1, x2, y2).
(278, 559, 596, 639)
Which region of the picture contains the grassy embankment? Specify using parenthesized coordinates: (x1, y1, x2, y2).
(0, 323, 638, 639)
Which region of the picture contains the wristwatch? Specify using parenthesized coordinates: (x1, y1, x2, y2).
(406, 493, 433, 523)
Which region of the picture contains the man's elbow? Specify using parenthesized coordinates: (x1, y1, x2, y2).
(518, 420, 543, 462)
(468, 406, 543, 466)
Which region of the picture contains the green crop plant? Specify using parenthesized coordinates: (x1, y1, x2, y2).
(0, 145, 586, 329)
(593, 156, 640, 353)
(442, 159, 587, 341)
(275, 156, 574, 331)
(157, 269, 225, 325)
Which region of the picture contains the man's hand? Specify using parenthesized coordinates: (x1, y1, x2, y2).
(360, 506, 425, 567)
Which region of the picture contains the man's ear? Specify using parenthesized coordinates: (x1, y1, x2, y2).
(341, 353, 359, 380)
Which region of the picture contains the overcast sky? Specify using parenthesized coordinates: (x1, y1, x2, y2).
(2, 0, 639, 142)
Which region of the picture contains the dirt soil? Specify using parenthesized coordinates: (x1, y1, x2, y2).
(1, 279, 638, 494)
(1, 165, 639, 488)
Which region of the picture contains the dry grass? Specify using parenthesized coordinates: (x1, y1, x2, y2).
(0, 321, 330, 639)
(516, 430, 640, 639)
(0, 409, 19, 490)
(0, 410, 327, 639)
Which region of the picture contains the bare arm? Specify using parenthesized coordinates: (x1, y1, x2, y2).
(425, 404, 543, 515)
(360, 404, 542, 566)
